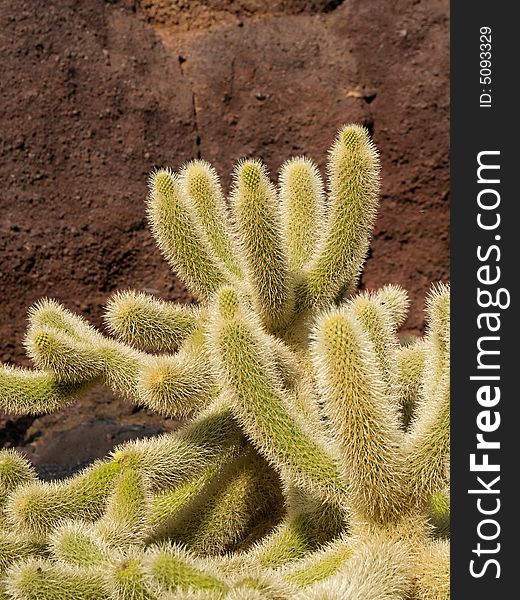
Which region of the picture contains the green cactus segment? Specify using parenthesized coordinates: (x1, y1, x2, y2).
(429, 489, 450, 520)
(5, 558, 108, 600)
(26, 326, 105, 383)
(0, 531, 37, 576)
(0, 451, 36, 507)
(96, 344, 141, 401)
(211, 289, 344, 503)
(231, 161, 293, 329)
(294, 537, 411, 600)
(27, 298, 101, 343)
(147, 546, 228, 595)
(166, 449, 283, 555)
(149, 447, 236, 537)
(313, 310, 404, 524)
(405, 376, 450, 507)
(105, 290, 199, 351)
(150, 478, 208, 535)
(348, 293, 399, 397)
(0, 365, 84, 415)
(428, 488, 450, 540)
(115, 400, 242, 493)
(250, 487, 345, 571)
(228, 571, 293, 600)
(137, 338, 216, 417)
(180, 161, 243, 279)
(23, 308, 215, 416)
(255, 513, 326, 570)
(422, 284, 450, 400)
(279, 158, 325, 272)
(24, 299, 144, 402)
(413, 540, 450, 600)
(284, 540, 353, 587)
(110, 555, 155, 600)
(95, 466, 149, 547)
(396, 341, 426, 430)
(285, 375, 323, 434)
(7, 460, 121, 539)
(300, 125, 380, 309)
(25, 299, 143, 401)
(147, 169, 227, 300)
(405, 286, 450, 506)
(217, 287, 240, 321)
(49, 521, 110, 567)
(373, 285, 410, 330)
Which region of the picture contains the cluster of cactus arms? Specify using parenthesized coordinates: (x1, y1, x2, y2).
(0, 125, 450, 599)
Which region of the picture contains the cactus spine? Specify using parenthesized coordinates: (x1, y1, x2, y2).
(0, 126, 449, 599)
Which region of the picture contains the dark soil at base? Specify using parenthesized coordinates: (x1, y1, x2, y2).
(0, 0, 449, 475)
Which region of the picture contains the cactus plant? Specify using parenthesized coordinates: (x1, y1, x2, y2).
(0, 125, 449, 599)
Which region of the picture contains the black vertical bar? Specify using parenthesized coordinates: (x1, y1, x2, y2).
(452, 2, 518, 596)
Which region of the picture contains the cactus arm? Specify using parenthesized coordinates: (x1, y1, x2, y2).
(27, 297, 102, 343)
(137, 330, 216, 417)
(373, 284, 410, 330)
(404, 285, 450, 506)
(115, 397, 243, 493)
(24, 321, 143, 402)
(5, 402, 241, 543)
(49, 521, 110, 568)
(396, 340, 427, 430)
(108, 551, 156, 600)
(0, 450, 37, 508)
(25, 325, 105, 383)
(412, 540, 450, 600)
(209, 288, 345, 504)
(299, 125, 380, 309)
(145, 544, 229, 596)
(226, 569, 295, 600)
(254, 519, 314, 569)
(4, 558, 109, 600)
(404, 375, 450, 508)
(147, 169, 228, 300)
(25, 301, 142, 393)
(278, 157, 325, 273)
(421, 283, 450, 401)
(180, 160, 243, 279)
(348, 292, 401, 399)
(293, 537, 411, 600)
(105, 290, 200, 352)
(26, 299, 143, 400)
(0, 364, 85, 415)
(429, 488, 450, 521)
(0, 530, 40, 578)
(165, 448, 283, 556)
(230, 161, 294, 330)
(312, 308, 405, 525)
(428, 488, 450, 540)
(242, 487, 346, 570)
(26, 300, 216, 416)
(94, 466, 149, 547)
(282, 537, 354, 587)
(149, 445, 240, 540)
(5, 460, 122, 540)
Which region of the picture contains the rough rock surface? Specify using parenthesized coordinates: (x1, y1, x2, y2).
(0, 0, 449, 473)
